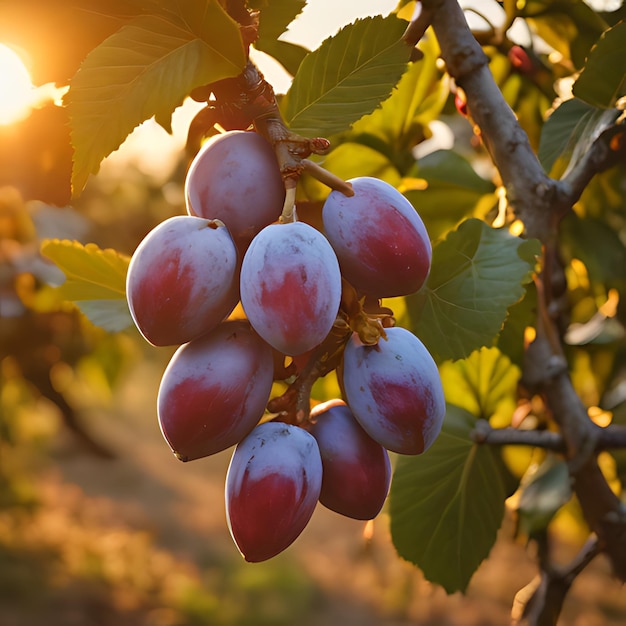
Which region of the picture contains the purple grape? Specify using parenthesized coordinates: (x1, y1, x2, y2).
(185, 130, 285, 255)
(342, 327, 445, 455)
(322, 176, 432, 298)
(239, 221, 342, 356)
(157, 321, 274, 461)
(126, 215, 239, 346)
(308, 400, 391, 520)
(225, 421, 322, 562)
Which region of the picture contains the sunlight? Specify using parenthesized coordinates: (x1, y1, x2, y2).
(0, 43, 36, 125)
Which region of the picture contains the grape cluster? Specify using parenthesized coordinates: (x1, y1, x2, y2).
(126, 130, 445, 562)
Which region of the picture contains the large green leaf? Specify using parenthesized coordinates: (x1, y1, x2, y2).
(282, 15, 412, 136)
(349, 33, 448, 152)
(573, 21, 626, 109)
(538, 98, 621, 176)
(407, 219, 540, 362)
(40, 239, 132, 332)
(389, 405, 509, 593)
(66, 1, 246, 193)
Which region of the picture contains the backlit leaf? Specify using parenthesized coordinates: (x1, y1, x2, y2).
(282, 15, 412, 136)
(389, 405, 509, 593)
(252, 0, 308, 75)
(573, 21, 626, 109)
(350, 32, 448, 152)
(252, 0, 306, 40)
(66, 2, 246, 193)
(517, 455, 572, 537)
(439, 347, 520, 425)
(40, 239, 132, 331)
(407, 219, 540, 362)
(538, 98, 621, 176)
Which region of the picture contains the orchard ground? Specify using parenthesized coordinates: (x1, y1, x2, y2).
(1, 354, 625, 626)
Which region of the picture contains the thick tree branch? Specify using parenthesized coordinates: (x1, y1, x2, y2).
(415, 0, 626, 603)
(419, 0, 558, 241)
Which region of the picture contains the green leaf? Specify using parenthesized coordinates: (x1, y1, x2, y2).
(40, 239, 132, 332)
(538, 98, 621, 176)
(252, 0, 308, 75)
(349, 33, 448, 152)
(282, 15, 412, 137)
(439, 347, 520, 424)
(389, 405, 509, 593)
(538, 98, 595, 173)
(254, 39, 308, 77)
(517, 456, 572, 537)
(66, 1, 246, 193)
(252, 0, 306, 40)
(573, 21, 626, 109)
(407, 219, 540, 362)
(403, 150, 496, 240)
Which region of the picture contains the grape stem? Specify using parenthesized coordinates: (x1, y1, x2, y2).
(301, 160, 354, 197)
(279, 186, 298, 223)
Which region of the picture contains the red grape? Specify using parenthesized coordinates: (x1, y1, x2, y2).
(158, 321, 274, 461)
(240, 221, 342, 356)
(225, 421, 322, 562)
(308, 400, 391, 520)
(342, 327, 445, 455)
(322, 177, 432, 298)
(126, 215, 239, 346)
(185, 130, 285, 254)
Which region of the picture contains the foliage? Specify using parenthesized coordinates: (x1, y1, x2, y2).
(1, 0, 626, 623)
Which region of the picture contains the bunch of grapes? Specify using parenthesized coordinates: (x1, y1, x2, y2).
(126, 130, 445, 562)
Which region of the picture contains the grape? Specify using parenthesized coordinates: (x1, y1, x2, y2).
(225, 421, 322, 562)
(126, 215, 239, 347)
(157, 321, 274, 462)
(240, 221, 342, 356)
(185, 130, 285, 254)
(322, 176, 432, 298)
(308, 400, 391, 520)
(342, 327, 445, 455)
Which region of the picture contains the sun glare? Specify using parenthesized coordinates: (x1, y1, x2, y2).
(0, 43, 36, 125)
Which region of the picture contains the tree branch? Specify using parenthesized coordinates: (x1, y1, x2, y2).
(557, 122, 626, 206)
(416, 0, 626, 596)
(512, 536, 601, 626)
(472, 419, 626, 452)
(419, 0, 557, 241)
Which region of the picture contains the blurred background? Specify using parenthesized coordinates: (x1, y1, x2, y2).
(1, 1, 625, 625)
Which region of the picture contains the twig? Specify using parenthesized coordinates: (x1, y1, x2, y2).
(472, 419, 626, 451)
(512, 537, 601, 626)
